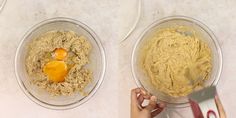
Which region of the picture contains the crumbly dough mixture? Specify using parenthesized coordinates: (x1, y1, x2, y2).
(26, 31, 92, 96)
(140, 26, 212, 97)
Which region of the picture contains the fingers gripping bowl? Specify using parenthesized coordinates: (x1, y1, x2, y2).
(15, 17, 106, 109)
(131, 16, 222, 107)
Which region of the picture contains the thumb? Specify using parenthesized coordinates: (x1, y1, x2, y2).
(145, 96, 157, 111)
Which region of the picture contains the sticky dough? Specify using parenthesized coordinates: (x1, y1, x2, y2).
(140, 26, 212, 97)
(26, 31, 92, 96)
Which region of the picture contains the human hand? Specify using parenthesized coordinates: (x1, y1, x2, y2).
(215, 96, 226, 118)
(131, 88, 166, 118)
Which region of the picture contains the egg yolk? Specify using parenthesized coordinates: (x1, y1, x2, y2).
(54, 48, 67, 60)
(43, 61, 68, 82)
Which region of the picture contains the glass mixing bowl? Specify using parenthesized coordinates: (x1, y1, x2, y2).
(15, 17, 106, 110)
(131, 16, 222, 107)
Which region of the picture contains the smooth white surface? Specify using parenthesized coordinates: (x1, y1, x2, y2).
(0, 0, 119, 118)
(119, 0, 236, 118)
(0, 0, 235, 118)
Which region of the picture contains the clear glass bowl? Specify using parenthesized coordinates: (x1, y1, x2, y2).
(15, 17, 106, 110)
(0, 0, 6, 12)
(131, 16, 222, 107)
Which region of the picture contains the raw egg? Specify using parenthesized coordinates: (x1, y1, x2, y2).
(54, 48, 67, 60)
(43, 61, 68, 82)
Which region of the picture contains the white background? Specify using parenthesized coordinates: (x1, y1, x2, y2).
(0, 0, 235, 118)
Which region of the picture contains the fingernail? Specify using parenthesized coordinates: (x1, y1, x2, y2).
(141, 89, 146, 95)
(151, 96, 157, 102)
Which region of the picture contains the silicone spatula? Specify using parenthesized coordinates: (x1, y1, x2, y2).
(189, 86, 219, 118)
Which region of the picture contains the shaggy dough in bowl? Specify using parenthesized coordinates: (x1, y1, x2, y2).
(26, 31, 92, 96)
(140, 26, 212, 97)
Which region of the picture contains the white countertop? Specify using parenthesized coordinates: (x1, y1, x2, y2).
(0, 0, 235, 118)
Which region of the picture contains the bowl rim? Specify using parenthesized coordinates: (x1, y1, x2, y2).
(131, 15, 223, 107)
(0, 0, 7, 13)
(14, 17, 106, 110)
